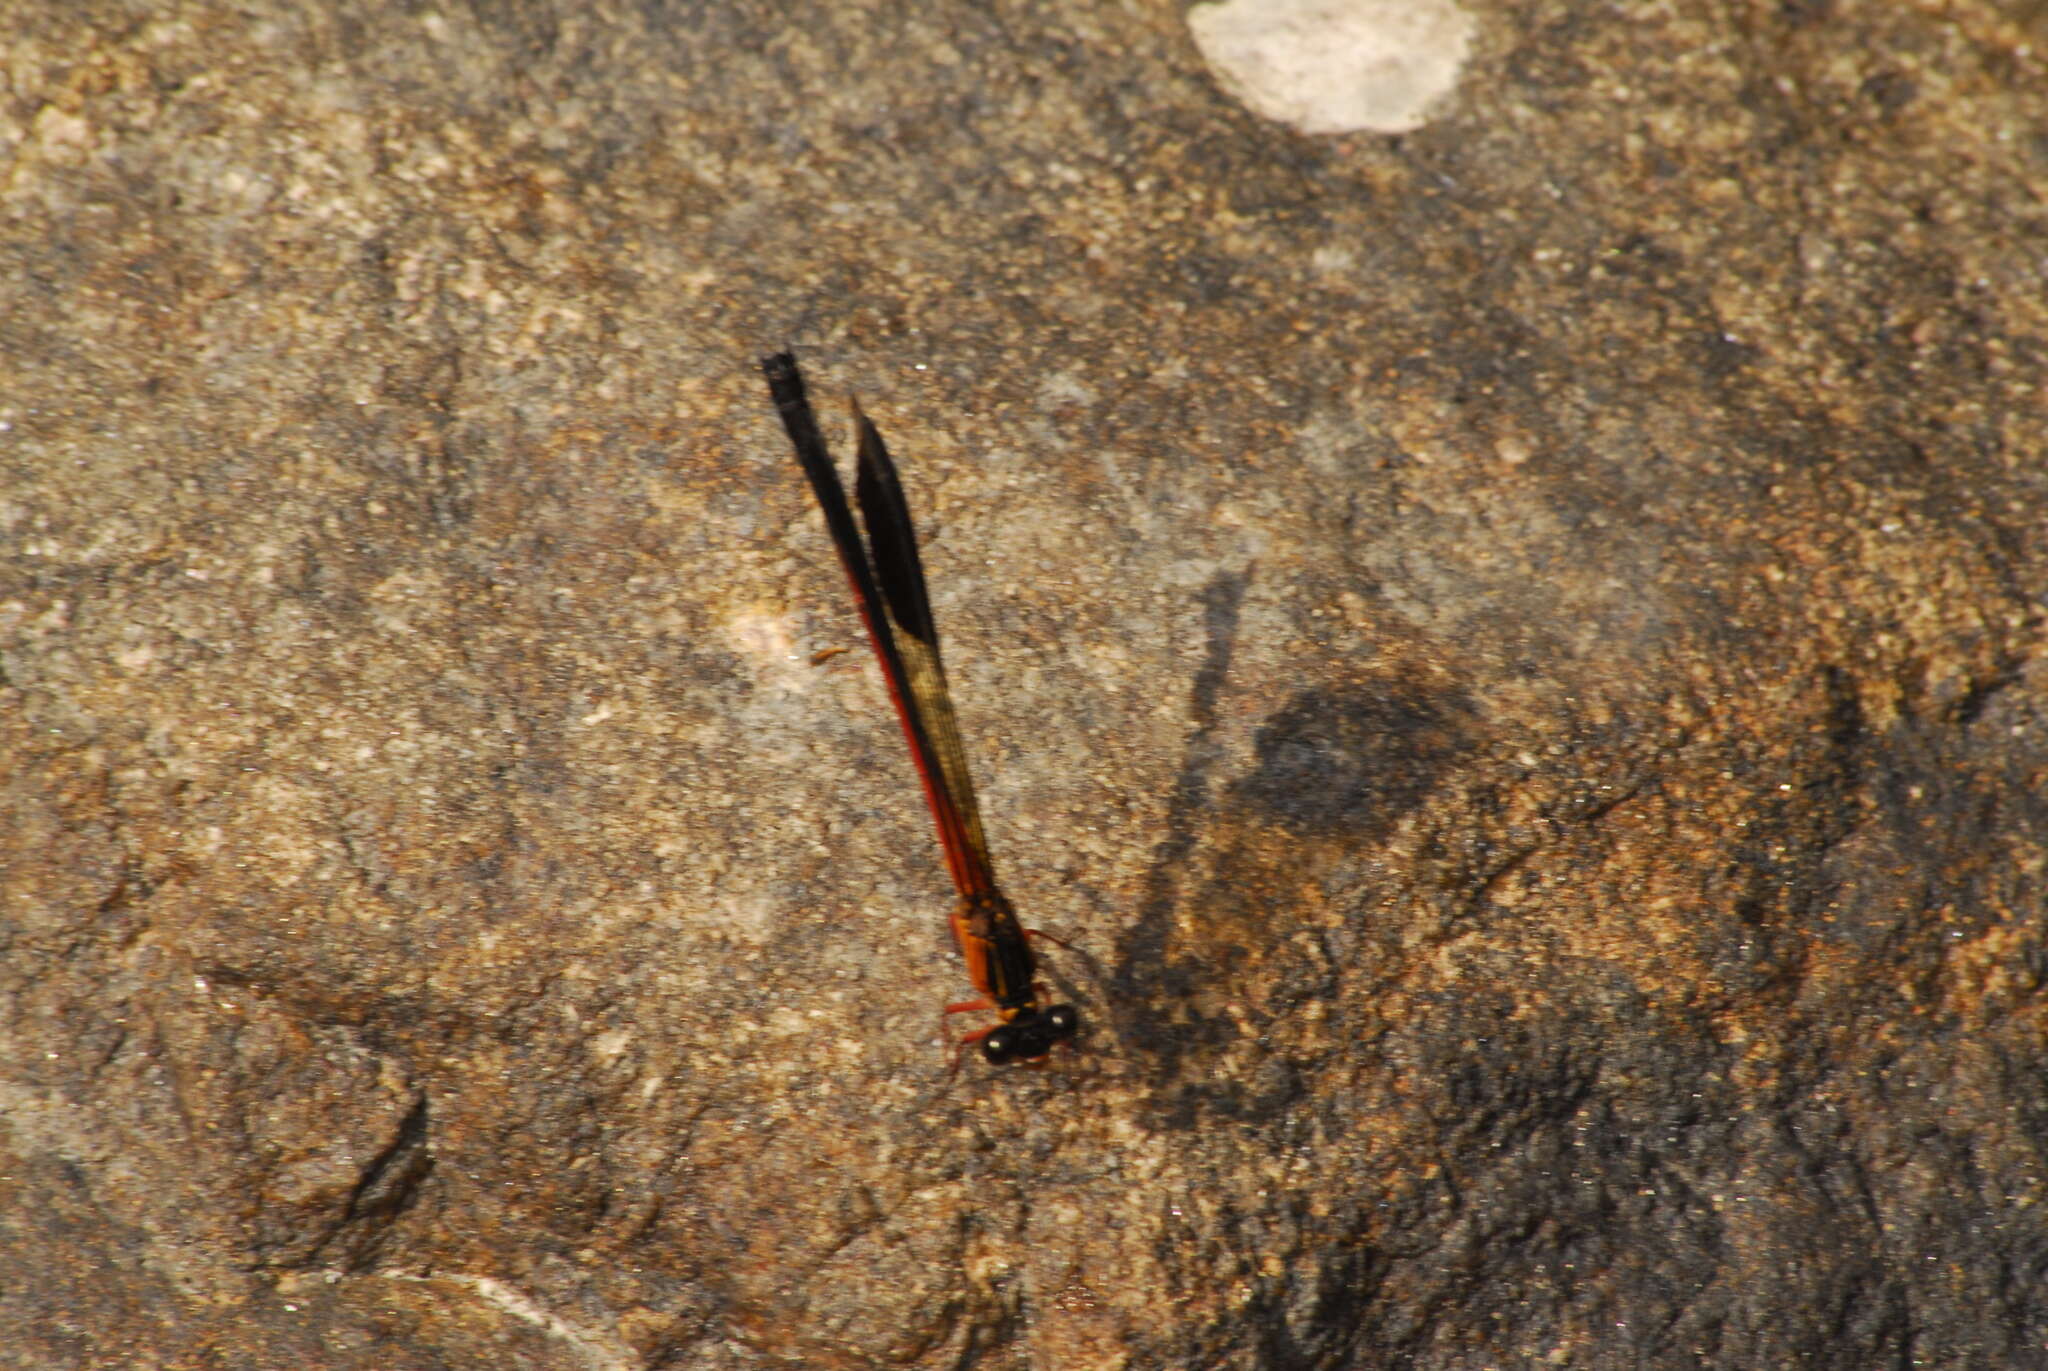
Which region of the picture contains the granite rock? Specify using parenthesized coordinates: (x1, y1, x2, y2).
(4, 2, 2045, 1368)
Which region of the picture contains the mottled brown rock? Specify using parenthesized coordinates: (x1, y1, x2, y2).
(4, 1, 2045, 1368)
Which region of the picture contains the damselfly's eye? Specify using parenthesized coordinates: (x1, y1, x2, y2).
(981, 1028, 1023, 1064)
(1044, 1004, 1080, 1040)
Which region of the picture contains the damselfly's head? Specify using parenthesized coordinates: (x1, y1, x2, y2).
(980, 1003, 1080, 1065)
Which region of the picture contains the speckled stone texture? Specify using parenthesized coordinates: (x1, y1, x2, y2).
(3, 2, 2045, 1368)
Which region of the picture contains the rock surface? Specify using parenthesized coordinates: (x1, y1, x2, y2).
(4, 2, 2045, 1368)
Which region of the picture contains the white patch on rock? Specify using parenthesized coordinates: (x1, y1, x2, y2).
(1187, 0, 1475, 135)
